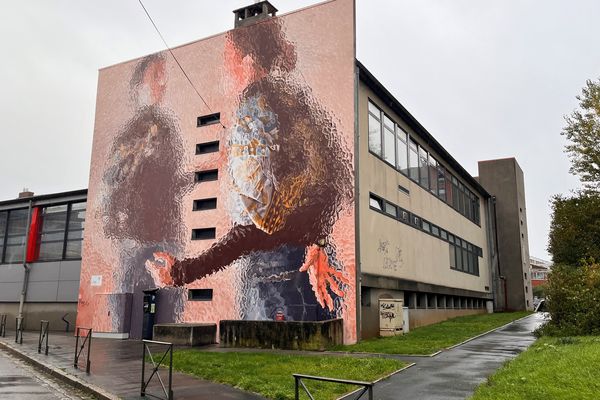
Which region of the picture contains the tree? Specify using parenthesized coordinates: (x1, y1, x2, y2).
(548, 192, 600, 265)
(562, 78, 600, 191)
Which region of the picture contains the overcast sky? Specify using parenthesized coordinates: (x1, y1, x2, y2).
(1, 0, 598, 261)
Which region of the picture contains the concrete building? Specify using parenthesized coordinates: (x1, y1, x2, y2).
(0, 0, 532, 343)
(478, 158, 534, 311)
(530, 257, 552, 288)
(0, 189, 86, 330)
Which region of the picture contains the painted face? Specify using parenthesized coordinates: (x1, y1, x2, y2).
(137, 58, 167, 106)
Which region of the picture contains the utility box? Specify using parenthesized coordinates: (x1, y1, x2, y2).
(379, 299, 404, 337)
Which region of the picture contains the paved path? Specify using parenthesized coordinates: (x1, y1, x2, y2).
(345, 313, 544, 400)
(0, 347, 94, 399)
(0, 330, 264, 400)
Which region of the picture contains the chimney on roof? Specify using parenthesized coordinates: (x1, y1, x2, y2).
(233, 1, 277, 28)
(18, 188, 34, 199)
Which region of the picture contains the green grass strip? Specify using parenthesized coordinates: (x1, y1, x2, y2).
(470, 336, 600, 400)
(171, 351, 405, 400)
(331, 311, 531, 355)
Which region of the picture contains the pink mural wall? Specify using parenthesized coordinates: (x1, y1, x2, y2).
(78, 0, 357, 343)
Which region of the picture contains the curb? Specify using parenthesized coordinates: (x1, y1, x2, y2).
(336, 362, 416, 400)
(0, 339, 120, 400)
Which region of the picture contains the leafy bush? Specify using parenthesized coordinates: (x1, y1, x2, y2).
(536, 262, 600, 336)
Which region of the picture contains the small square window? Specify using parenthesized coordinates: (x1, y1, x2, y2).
(195, 169, 218, 182)
(369, 194, 383, 211)
(196, 141, 220, 154)
(188, 289, 213, 301)
(192, 228, 216, 240)
(384, 202, 398, 218)
(197, 113, 220, 127)
(193, 198, 217, 211)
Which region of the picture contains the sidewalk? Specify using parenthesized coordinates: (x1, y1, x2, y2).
(0, 330, 264, 400)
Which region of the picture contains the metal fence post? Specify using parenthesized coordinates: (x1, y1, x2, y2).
(74, 327, 80, 368)
(38, 320, 49, 355)
(74, 327, 92, 374)
(140, 341, 146, 397)
(168, 344, 174, 400)
(0, 314, 6, 338)
(86, 329, 92, 374)
(140, 339, 174, 400)
(15, 317, 23, 344)
(292, 374, 375, 400)
(295, 376, 299, 400)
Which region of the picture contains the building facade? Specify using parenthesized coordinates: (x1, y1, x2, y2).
(0, 189, 86, 330)
(530, 257, 552, 288)
(0, 0, 532, 343)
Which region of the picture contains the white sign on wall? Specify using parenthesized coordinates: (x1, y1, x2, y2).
(91, 275, 103, 287)
(379, 299, 404, 337)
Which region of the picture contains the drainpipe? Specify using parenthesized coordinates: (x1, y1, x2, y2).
(17, 199, 33, 322)
(491, 196, 507, 311)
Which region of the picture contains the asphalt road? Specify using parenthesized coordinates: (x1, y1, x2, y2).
(0, 348, 95, 400)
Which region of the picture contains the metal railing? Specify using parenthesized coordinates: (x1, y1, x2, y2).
(141, 339, 174, 400)
(74, 327, 92, 374)
(293, 374, 374, 400)
(15, 317, 24, 344)
(38, 320, 49, 355)
(0, 314, 6, 337)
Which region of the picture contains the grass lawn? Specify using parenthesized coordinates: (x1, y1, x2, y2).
(470, 336, 600, 400)
(171, 351, 405, 400)
(331, 311, 531, 355)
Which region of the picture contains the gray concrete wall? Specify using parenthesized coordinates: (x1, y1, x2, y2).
(0, 260, 80, 303)
(0, 302, 77, 332)
(478, 158, 533, 311)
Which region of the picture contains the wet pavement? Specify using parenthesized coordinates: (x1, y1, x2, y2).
(0, 347, 94, 399)
(345, 313, 544, 400)
(0, 330, 264, 400)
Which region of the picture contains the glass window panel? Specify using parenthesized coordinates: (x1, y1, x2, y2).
(383, 114, 394, 130)
(437, 165, 446, 201)
(40, 232, 65, 242)
(467, 251, 474, 273)
(431, 225, 440, 236)
(429, 157, 438, 195)
(408, 139, 419, 181)
(418, 147, 429, 189)
(449, 244, 456, 268)
(440, 230, 448, 240)
(452, 183, 460, 210)
(67, 229, 84, 240)
(383, 127, 396, 165)
(455, 245, 463, 271)
(41, 212, 67, 232)
(68, 209, 86, 231)
(396, 131, 408, 174)
(4, 244, 24, 263)
(65, 240, 82, 259)
(445, 172, 453, 206)
(369, 196, 382, 211)
(413, 215, 421, 228)
(448, 234, 455, 243)
(368, 101, 380, 116)
(384, 202, 398, 218)
(462, 248, 469, 271)
(0, 212, 7, 238)
(368, 114, 382, 156)
(38, 241, 64, 261)
(399, 210, 409, 223)
(422, 221, 431, 232)
(7, 209, 28, 236)
(70, 202, 86, 211)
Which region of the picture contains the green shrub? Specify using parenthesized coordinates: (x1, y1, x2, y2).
(536, 262, 600, 336)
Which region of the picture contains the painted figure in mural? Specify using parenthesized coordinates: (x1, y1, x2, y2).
(101, 53, 192, 335)
(146, 19, 353, 319)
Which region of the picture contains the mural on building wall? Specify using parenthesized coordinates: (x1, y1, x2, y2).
(78, 0, 357, 342)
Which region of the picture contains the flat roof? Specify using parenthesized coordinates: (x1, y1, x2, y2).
(0, 189, 88, 208)
(357, 60, 490, 199)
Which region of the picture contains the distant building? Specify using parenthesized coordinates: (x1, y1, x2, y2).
(530, 257, 552, 287)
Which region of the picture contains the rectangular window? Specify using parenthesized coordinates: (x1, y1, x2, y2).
(458, 182, 465, 215)
(368, 102, 382, 156)
(396, 127, 409, 175)
(65, 202, 85, 259)
(0, 212, 7, 263)
(369, 194, 383, 211)
(455, 239, 463, 271)
(195, 169, 218, 182)
(440, 229, 448, 241)
(188, 288, 213, 301)
(38, 205, 68, 261)
(429, 157, 438, 196)
(431, 225, 439, 237)
(422, 220, 431, 233)
(383, 115, 396, 165)
(451, 176, 459, 210)
(408, 139, 419, 182)
(437, 165, 446, 201)
(418, 147, 429, 189)
(191, 228, 216, 240)
(4, 209, 28, 263)
(398, 185, 410, 195)
(412, 215, 421, 229)
(384, 202, 398, 218)
(461, 240, 469, 271)
(399, 209, 409, 224)
(193, 198, 217, 211)
(197, 113, 220, 127)
(196, 141, 220, 155)
(449, 243, 456, 268)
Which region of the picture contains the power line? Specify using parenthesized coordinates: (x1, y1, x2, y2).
(137, 0, 226, 129)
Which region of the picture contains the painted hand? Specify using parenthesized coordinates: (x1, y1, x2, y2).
(300, 245, 349, 311)
(145, 252, 176, 287)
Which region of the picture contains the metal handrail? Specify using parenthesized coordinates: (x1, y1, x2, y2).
(74, 327, 92, 374)
(293, 373, 374, 400)
(0, 314, 6, 337)
(15, 317, 24, 344)
(141, 339, 174, 400)
(38, 320, 49, 355)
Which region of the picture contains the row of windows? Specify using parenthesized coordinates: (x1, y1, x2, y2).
(368, 100, 481, 225)
(369, 192, 481, 276)
(0, 201, 85, 264)
(193, 114, 221, 240)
